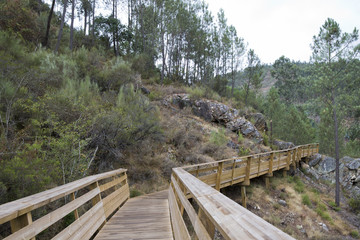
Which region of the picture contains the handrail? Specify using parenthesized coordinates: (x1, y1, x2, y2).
(0, 168, 129, 240)
(169, 143, 319, 239)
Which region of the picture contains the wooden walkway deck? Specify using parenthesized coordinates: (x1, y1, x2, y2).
(94, 190, 173, 240)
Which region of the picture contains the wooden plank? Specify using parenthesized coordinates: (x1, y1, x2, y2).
(169, 187, 190, 240)
(54, 200, 105, 240)
(173, 168, 295, 240)
(171, 177, 211, 240)
(5, 188, 101, 240)
(0, 169, 127, 225)
(99, 174, 126, 192)
(94, 191, 173, 240)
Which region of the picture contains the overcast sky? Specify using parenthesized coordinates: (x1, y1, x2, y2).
(205, 0, 360, 64)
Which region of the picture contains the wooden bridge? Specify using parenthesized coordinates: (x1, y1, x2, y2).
(0, 143, 318, 240)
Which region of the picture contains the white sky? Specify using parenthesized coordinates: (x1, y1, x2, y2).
(205, 0, 360, 64)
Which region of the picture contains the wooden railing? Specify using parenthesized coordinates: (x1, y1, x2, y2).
(169, 143, 319, 239)
(0, 169, 129, 240)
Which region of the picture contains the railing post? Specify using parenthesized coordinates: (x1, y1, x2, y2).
(241, 186, 247, 208)
(316, 143, 319, 154)
(264, 153, 273, 189)
(70, 192, 79, 220)
(198, 208, 215, 238)
(243, 156, 251, 186)
(196, 165, 200, 178)
(215, 162, 224, 191)
(10, 212, 35, 240)
(231, 159, 236, 185)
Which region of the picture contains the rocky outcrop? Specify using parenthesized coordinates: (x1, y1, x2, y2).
(304, 154, 360, 197)
(168, 94, 263, 143)
(272, 140, 295, 150)
(246, 113, 268, 132)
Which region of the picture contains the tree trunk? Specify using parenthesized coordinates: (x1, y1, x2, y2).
(333, 96, 340, 206)
(70, 0, 76, 50)
(92, 0, 95, 44)
(55, 0, 68, 53)
(43, 0, 56, 48)
(84, 8, 87, 35)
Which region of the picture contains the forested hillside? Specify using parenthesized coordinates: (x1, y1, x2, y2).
(0, 0, 359, 213)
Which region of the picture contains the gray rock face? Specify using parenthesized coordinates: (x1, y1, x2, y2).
(309, 154, 322, 167)
(341, 156, 354, 165)
(272, 140, 295, 150)
(169, 94, 263, 143)
(318, 156, 336, 174)
(346, 159, 360, 170)
(246, 113, 268, 132)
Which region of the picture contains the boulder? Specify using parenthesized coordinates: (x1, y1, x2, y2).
(278, 199, 287, 207)
(355, 175, 360, 183)
(301, 162, 310, 170)
(246, 113, 268, 132)
(171, 94, 192, 109)
(304, 167, 320, 180)
(346, 159, 360, 170)
(318, 156, 336, 174)
(272, 140, 295, 150)
(341, 156, 354, 165)
(226, 118, 263, 143)
(309, 154, 322, 167)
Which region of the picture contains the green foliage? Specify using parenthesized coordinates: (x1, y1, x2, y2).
(130, 188, 143, 198)
(238, 147, 250, 156)
(186, 86, 221, 101)
(237, 133, 244, 143)
(344, 140, 360, 158)
(350, 230, 360, 239)
(291, 176, 305, 193)
(328, 201, 341, 211)
(316, 206, 332, 221)
(209, 128, 227, 147)
(349, 196, 360, 213)
(302, 194, 311, 206)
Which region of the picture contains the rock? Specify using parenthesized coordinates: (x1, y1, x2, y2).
(355, 175, 360, 183)
(272, 140, 295, 150)
(226, 118, 263, 143)
(171, 94, 192, 109)
(140, 85, 150, 95)
(341, 156, 354, 165)
(246, 113, 268, 132)
(278, 199, 287, 207)
(346, 159, 360, 170)
(304, 167, 320, 180)
(309, 154, 322, 167)
(318, 156, 336, 174)
(227, 140, 239, 149)
(319, 222, 329, 232)
(301, 162, 310, 170)
(352, 186, 360, 197)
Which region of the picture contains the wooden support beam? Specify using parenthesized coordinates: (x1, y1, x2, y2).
(264, 176, 270, 189)
(243, 157, 251, 186)
(10, 212, 35, 240)
(231, 159, 236, 185)
(198, 207, 215, 239)
(195, 166, 199, 178)
(70, 192, 79, 220)
(283, 169, 287, 178)
(241, 186, 247, 208)
(267, 153, 274, 177)
(215, 162, 224, 191)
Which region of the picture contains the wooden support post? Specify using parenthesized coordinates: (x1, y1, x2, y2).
(241, 186, 247, 208)
(198, 208, 215, 238)
(231, 159, 236, 185)
(291, 149, 296, 169)
(196, 166, 199, 178)
(70, 192, 79, 220)
(264, 176, 270, 189)
(215, 162, 224, 191)
(268, 153, 273, 177)
(10, 212, 35, 240)
(257, 155, 261, 177)
(243, 156, 251, 186)
(283, 169, 287, 177)
(316, 143, 319, 154)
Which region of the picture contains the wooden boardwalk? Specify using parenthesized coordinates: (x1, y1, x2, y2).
(94, 190, 173, 240)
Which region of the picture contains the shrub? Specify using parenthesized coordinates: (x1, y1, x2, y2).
(349, 196, 360, 213)
(238, 133, 244, 143)
(350, 230, 360, 239)
(130, 188, 143, 198)
(209, 128, 227, 147)
(293, 177, 305, 193)
(316, 207, 332, 221)
(328, 201, 340, 211)
(302, 194, 311, 206)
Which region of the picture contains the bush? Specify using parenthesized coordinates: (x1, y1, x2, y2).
(209, 128, 227, 147)
(316, 207, 332, 221)
(349, 196, 360, 213)
(328, 201, 340, 211)
(302, 194, 311, 206)
(293, 177, 305, 193)
(186, 86, 221, 101)
(350, 230, 360, 239)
